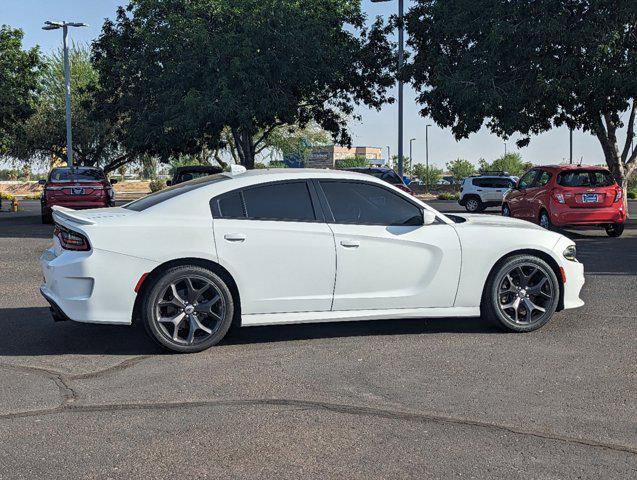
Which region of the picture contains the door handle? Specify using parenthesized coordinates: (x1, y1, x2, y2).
(340, 239, 360, 248)
(476, 189, 483, 192)
(224, 233, 246, 242)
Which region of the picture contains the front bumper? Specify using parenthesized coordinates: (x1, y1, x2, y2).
(40, 244, 158, 325)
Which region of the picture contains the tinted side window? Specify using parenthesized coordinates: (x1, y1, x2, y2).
(518, 170, 537, 189)
(534, 171, 552, 187)
(242, 182, 316, 222)
(320, 181, 423, 226)
(492, 178, 514, 188)
(473, 178, 494, 188)
(215, 191, 245, 218)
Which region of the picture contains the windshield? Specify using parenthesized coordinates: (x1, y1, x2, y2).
(124, 174, 230, 212)
(50, 168, 105, 182)
(557, 170, 615, 187)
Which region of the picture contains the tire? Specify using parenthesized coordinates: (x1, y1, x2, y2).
(464, 196, 483, 212)
(502, 203, 511, 217)
(42, 210, 53, 224)
(481, 254, 559, 333)
(141, 265, 235, 353)
(538, 210, 552, 230)
(605, 222, 624, 237)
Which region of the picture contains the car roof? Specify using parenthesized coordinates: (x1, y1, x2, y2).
(174, 165, 223, 173)
(535, 164, 610, 172)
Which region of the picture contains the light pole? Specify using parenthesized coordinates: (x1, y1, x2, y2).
(409, 138, 416, 177)
(372, 0, 405, 178)
(387, 145, 391, 168)
(425, 124, 432, 192)
(504, 142, 507, 156)
(42, 20, 88, 168)
(569, 127, 573, 164)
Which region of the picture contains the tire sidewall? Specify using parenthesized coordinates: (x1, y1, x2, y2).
(539, 210, 551, 230)
(465, 197, 481, 212)
(487, 255, 559, 332)
(142, 265, 234, 353)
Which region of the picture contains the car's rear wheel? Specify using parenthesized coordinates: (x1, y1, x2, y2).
(465, 196, 483, 212)
(539, 210, 552, 230)
(604, 223, 624, 237)
(482, 255, 559, 332)
(141, 265, 234, 353)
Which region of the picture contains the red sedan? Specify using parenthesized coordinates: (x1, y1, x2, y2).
(40, 167, 117, 224)
(503, 165, 627, 237)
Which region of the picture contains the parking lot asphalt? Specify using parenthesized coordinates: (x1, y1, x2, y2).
(0, 200, 636, 479)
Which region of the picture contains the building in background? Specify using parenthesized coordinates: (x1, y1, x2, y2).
(304, 146, 385, 168)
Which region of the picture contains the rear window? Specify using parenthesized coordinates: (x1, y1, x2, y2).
(124, 174, 229, 212)
(557, 170, 615, 187)
(50, 168, 105, 182)
(242, 182, 316, 221)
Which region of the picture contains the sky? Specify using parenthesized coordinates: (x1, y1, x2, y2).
(0, 0, 619, 168)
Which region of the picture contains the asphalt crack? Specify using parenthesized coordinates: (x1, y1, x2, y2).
(0, 397, 634, 456)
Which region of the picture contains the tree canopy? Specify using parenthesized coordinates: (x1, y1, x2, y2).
(92, 0, 395, 169)
(0, 26, 41, 155)
(406, 0, 637, 189)
(446, 159, 476, 182)
(478, 153, 533, 177)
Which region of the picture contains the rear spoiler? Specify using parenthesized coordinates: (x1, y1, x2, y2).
(51, 206, 96, 226)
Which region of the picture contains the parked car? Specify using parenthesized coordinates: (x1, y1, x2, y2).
(502, 165, 627, 237)
(343, 167, 413, 194)
(167, 165, 223, 186)
(458, 173, 517, 212)
(39, 167, 116, 224)
(40, 168, 584, 353)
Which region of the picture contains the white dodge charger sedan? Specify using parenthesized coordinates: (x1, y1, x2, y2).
(41, 168, 584, 352)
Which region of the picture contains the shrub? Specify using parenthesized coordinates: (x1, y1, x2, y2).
(628, 190, 636, 200)
(0, 192, 15, 201)
(149, 178, 165, 192)
(336, 157, 368, 169)
(437, 192, 458, 200)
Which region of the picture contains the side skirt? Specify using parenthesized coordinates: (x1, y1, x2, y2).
(241, 307, 480, 327)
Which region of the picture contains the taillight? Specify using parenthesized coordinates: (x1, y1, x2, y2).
(54, 225, 91, 251)
(553, 191, 565, 204)
(614, 189, 622, 203)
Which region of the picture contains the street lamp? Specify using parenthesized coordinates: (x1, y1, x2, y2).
(387, 145, 391, 168)
(372, 0, 405, 178)
(425, 124, 431, 192)
(42, 20, 88, 168)
(409, 138, 416, 177)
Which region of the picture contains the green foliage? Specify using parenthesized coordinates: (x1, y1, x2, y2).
(9, 44, 125, 172)
(0, 169, 21, 181)
(92, 0, 395, 168)
(478, 153, 533, 177)
(268, 160, 287, 168)
(168, 154, 210, 176)
(413, 164, 443, 188)
(0, 26, 41, 155)
(628, 190, 636, 200)
(391, 156, 411, 176)
(446, 159, 476, 182)
(406, 0, 637, 186)
(437, 192, 458, 200)
(336, 157, 369, 169)
(266, 122, 330, 166)
(148, 178, 165, 192)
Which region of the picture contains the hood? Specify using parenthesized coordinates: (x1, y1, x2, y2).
(452, 213, 545, 231)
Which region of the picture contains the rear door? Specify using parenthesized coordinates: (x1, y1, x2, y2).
(211, 180, 336, 314)
(317, 180, 461, 311)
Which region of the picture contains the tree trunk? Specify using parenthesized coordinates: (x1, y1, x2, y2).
(231, 127, 256, 169)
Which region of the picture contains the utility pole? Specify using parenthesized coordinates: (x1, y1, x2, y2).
(425, 124, 432, 192)
(387, 146, 391, 168)
(409, 138, 416, 177)
(569, 127, 573, 164)
(42, 20, 88, 168)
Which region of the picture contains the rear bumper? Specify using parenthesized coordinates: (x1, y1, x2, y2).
(40, 245, 158, 325)
(551, 205, 627, 226)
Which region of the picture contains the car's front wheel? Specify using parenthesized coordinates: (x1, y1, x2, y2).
(482, 255, 559, 332)
(502, 203, 511, 217)
(141, 265, 235, 353)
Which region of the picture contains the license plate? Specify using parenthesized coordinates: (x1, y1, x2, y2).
(582, 193, 598, 203)
(71, 187, 85, 195)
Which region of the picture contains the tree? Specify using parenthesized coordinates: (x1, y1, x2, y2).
(478, 153, 533, 177)
(391, 156, 412, 176)
(92, 0, 395, 169)
(10, 44, 127, 172)
(0, 26, 41, 155)
(413, 163, 443, 189)
(406, 0, 637, 199)
(446, 158, 476, 183)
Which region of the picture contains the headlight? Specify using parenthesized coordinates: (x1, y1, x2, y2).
(563, 245, 577, 262)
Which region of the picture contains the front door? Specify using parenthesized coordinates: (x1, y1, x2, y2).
(510, 170, 539, 219)
(212, 181, 336, 314)
(317, 180, 461, 311)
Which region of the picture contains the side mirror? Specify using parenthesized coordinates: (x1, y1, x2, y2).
(109, 178, 118, 185)
(38, 179, 46, 185)
(166, 180, 172, 186)
(423, 210, 437, 225)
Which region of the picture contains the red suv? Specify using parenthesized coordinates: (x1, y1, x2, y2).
(502, 165, 626, 237)
(40, 167, 117, 224)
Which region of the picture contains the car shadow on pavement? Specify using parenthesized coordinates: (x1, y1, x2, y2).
(0, 307, 498, 356)
(0, 215, 53, 239)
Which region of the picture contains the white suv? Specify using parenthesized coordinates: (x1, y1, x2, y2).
(458, 175, 517, 212)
